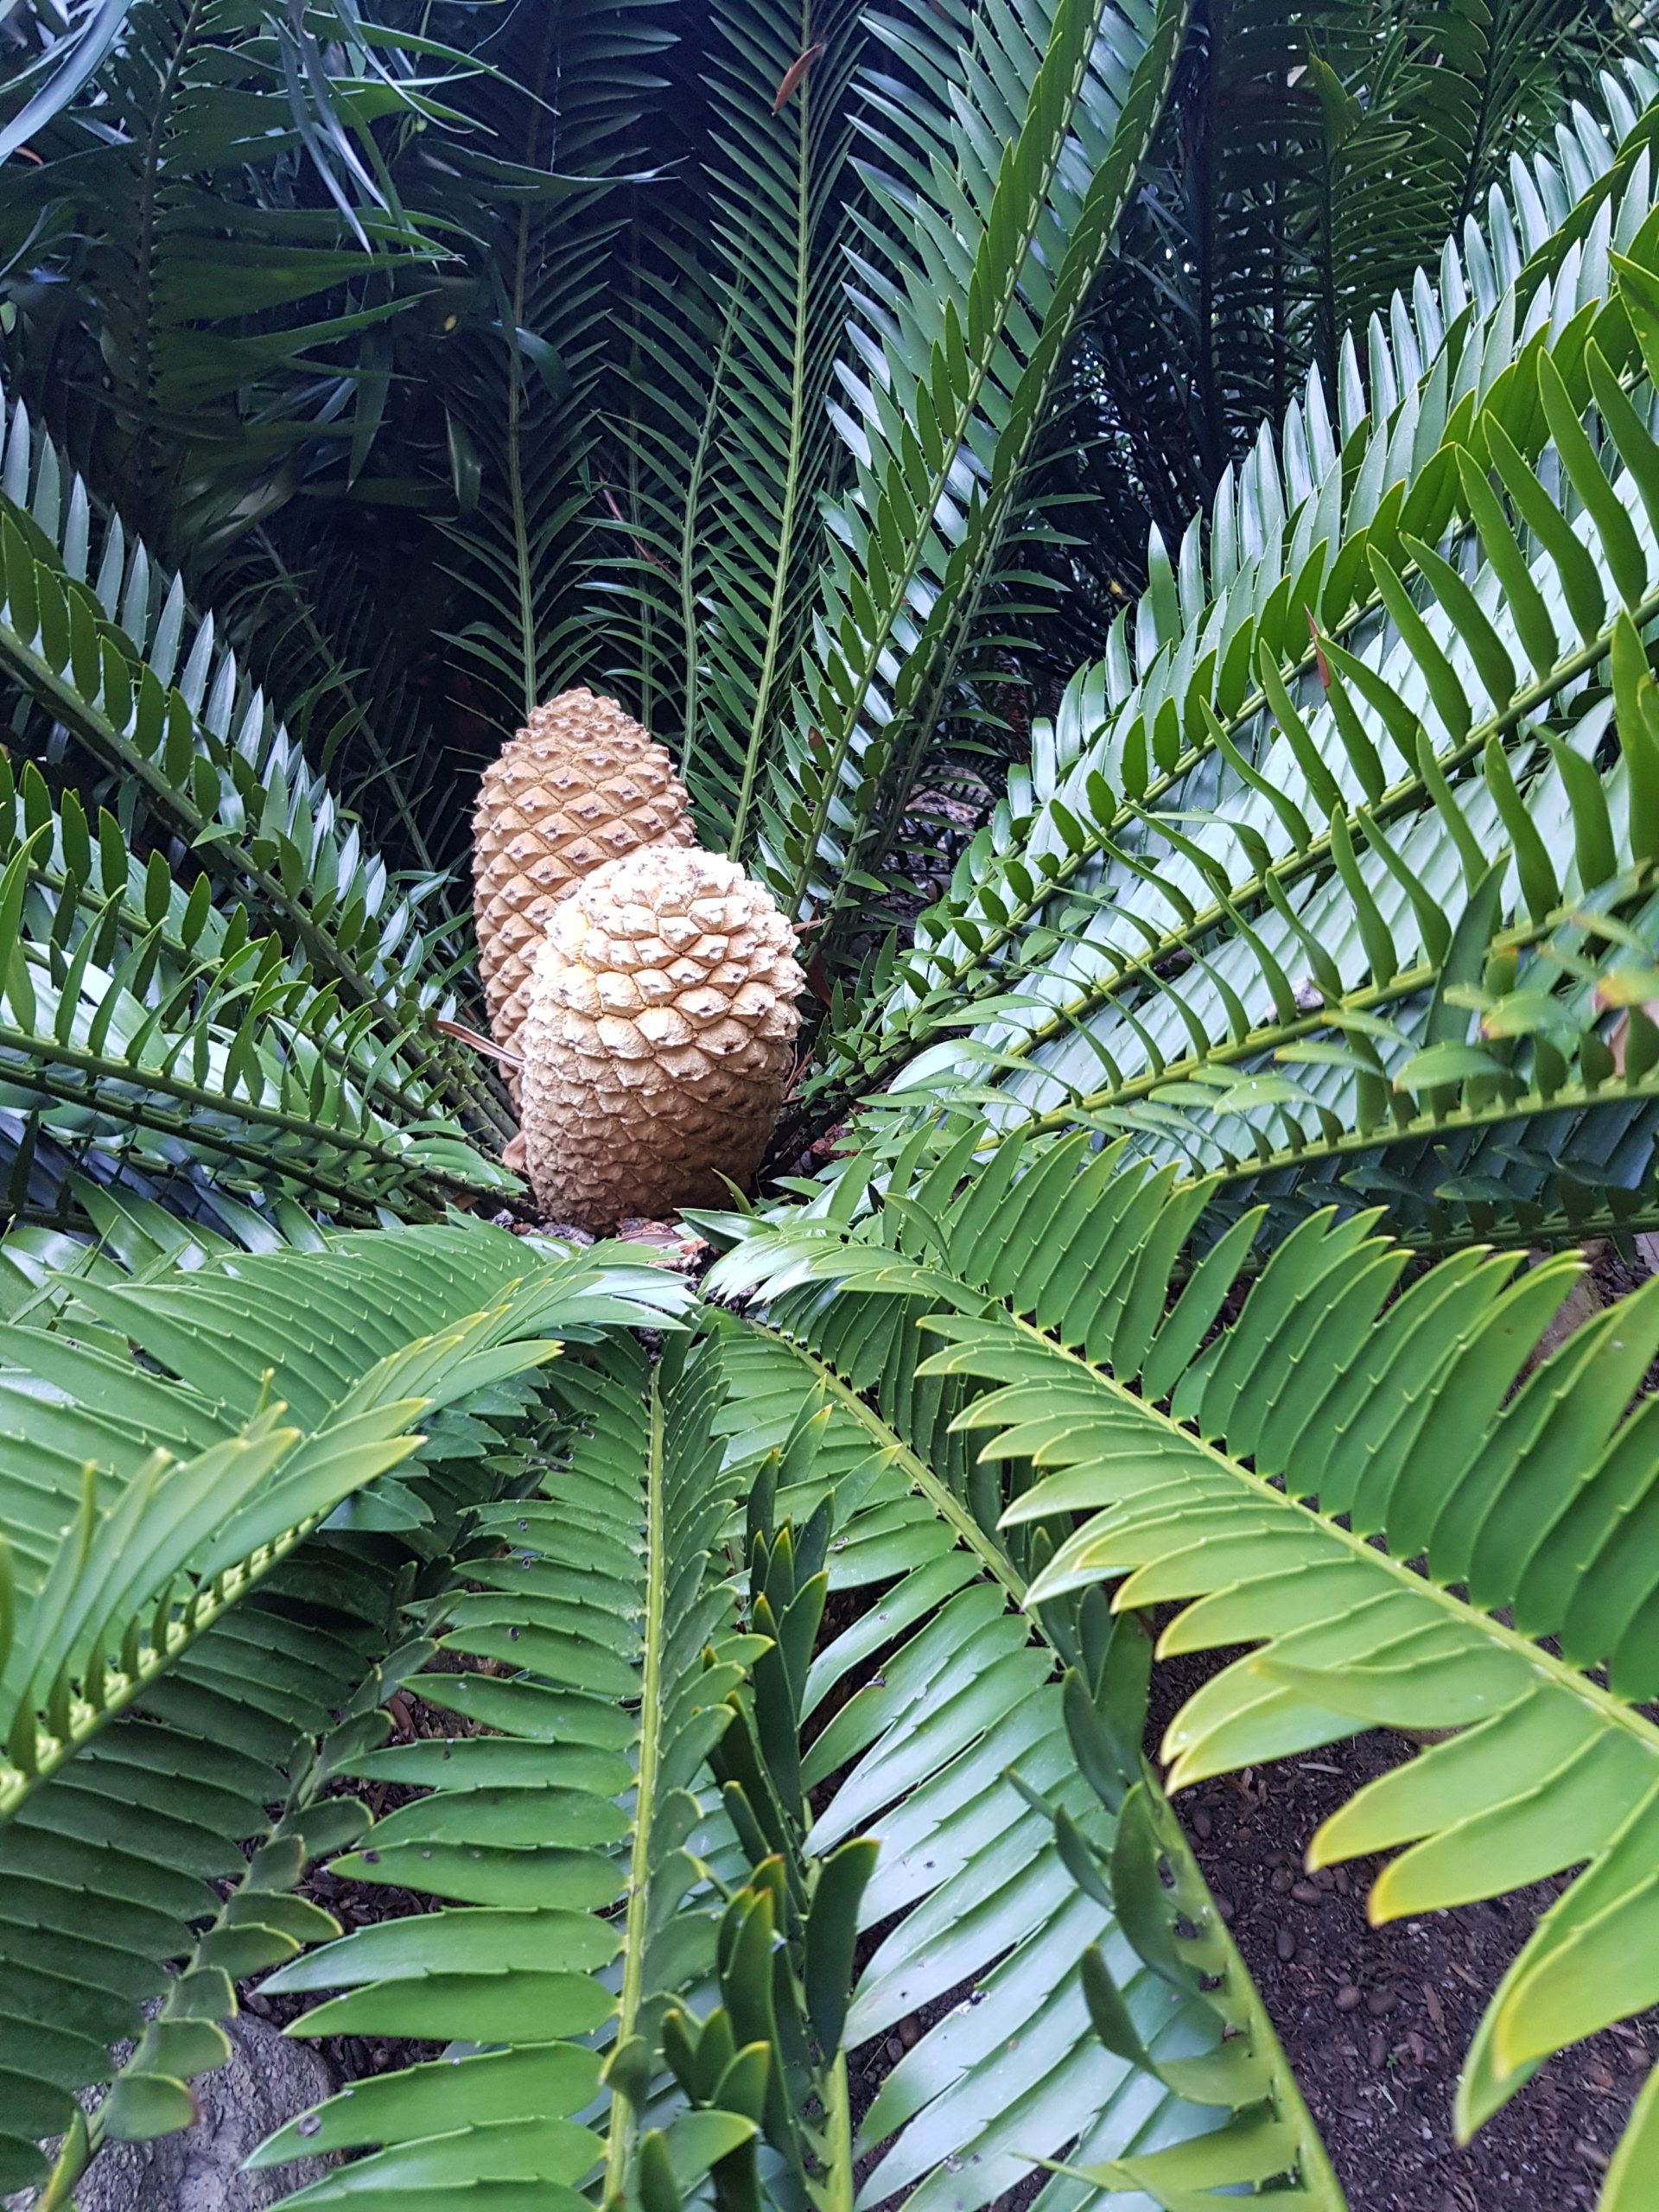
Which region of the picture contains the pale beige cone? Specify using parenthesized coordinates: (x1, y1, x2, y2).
(519, 847, 804, 1232)
(472, 688, 694, 1061)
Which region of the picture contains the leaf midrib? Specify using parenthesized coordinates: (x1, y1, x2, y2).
(604, 1363, 668, 2197)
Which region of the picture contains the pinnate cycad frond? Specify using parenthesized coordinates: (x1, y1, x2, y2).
(702, 1307, 1339, 2209)
(253, 1332, 796, 2210)
(0, 1219, 690, 2192)
(427, 0, 673, 737)
(708, 1123, 1659, 2200)
(0, 379, 513, 1157)
(762, 0, 1192, 934)
(602, 0, 868, 855)
(0, 762, 507, 1220)
(824, 58, 1659, 1255)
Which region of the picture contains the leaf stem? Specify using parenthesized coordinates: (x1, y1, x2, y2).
(727, 0, 822, 859)
(604, 1363, 668, 2201)
(672, 292, 743, 822)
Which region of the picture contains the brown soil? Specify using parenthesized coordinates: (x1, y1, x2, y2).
(1149, 1655, 1654, 2212)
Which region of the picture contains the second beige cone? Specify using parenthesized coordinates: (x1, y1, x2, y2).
(472, 688, 694, 1063)
(519, 846, 804, 1232)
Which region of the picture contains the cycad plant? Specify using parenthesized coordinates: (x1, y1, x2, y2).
(4, 0, 1659, 2207)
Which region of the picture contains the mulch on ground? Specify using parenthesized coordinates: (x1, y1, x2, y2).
(1149, 1653, 1652, 2212)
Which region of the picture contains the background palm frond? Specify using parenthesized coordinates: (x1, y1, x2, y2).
(598, 0, 868, 854)
(1046, 0, 1624, 618)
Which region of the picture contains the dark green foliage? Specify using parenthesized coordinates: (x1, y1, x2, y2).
(1055, 0, 1622, 616)
(6, 3, 1659, 2209)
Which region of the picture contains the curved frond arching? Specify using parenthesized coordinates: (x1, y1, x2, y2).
(830, 54, 1659, 1063)
(706, 1126, 1659, 2190)
(0, 1219, 690, 2194)
(819, 61, 1659, 1253)
(0, 748, 505, 1220)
